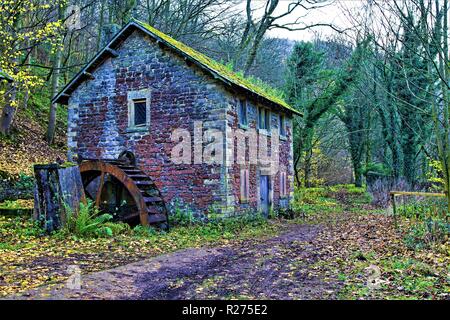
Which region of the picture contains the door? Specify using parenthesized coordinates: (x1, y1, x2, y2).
(260, 175, 270, 217)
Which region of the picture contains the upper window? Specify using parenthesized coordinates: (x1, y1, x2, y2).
(127, 89, 151, 131)
(258, 107, 270, 131)
(133, 99, 147, 127)
(238, 99, 248, 126)
(279, 114, 286, 137)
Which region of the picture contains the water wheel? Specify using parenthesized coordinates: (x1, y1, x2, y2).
(79, 159, 168, 228)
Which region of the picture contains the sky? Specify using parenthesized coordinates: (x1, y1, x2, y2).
(236, 0, 367, 42)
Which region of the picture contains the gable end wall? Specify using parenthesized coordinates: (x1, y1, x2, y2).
(68, 30, 294, 216)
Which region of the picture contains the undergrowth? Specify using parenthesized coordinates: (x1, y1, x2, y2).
(60, 200, 130, 239)
(0, 204, 279, 296)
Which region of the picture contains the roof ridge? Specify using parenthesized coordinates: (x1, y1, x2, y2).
(131, 19, 300, 115)
(53, 19, 301, 116)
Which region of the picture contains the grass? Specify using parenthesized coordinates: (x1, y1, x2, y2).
(339, 254, 448, 300)
(0, 199, 34, 210)
(2, 183, 448, 299)
(291, 184, 449, 300)
(291, 184, 374, 224)
(0, 211, 280, 297)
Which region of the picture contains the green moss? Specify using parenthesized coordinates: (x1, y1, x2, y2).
(0, 199, 33, 210)
(132, 19, 301, 116)
(59, 161, 77, 168)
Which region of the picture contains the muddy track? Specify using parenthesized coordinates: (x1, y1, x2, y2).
(11, 224, 342, 300)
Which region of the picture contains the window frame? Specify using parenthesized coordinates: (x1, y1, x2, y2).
(279, 114, 286, 137)
(132, 99, 148, 127)
(258, 107, 271, 131)
(280, 171, 287, 198)
(127, 89, 151, 132)
(238, 99, 248, 127)
(240, 168, 250, 203)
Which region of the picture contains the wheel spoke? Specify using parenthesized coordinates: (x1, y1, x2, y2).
(79, 160, 167, 227)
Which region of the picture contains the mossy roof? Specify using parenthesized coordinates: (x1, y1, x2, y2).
(53, 19, 300, 116)
(132, 19, 299, 115)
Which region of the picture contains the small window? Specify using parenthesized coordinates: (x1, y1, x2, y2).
(238, 99, 248, 126)
(240, 168, 250, 202)
(127, 89, 150, 131)
(258, 107, 270, 130)
(280, 172, 287, 197)
(279, 114, 286, 136)
(133, 99, 147, 126)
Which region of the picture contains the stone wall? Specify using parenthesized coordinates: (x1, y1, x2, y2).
(68, 29, 294, 216)
(225, 96, 294, 215)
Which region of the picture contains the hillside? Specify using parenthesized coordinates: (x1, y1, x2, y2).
(0, 111, 67, 178)
(0, 96, 67, 202)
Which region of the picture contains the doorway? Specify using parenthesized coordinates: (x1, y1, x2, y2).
(260, 175, 270, 217)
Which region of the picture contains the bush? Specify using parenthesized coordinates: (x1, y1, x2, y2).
(0, 173, 35, 202)
(168, 198, 204, 226)
(61, 200, 129, 238)
(404, 218, 449, 250)
(0, 199, 33, 210)
(132, 225, 158, 237)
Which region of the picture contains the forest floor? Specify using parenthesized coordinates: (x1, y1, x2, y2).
(7, 224, 338, 300)
(3, 186, 449, 300)
(0, 110, 67, 178)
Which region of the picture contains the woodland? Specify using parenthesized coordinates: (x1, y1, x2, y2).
(0, 0, 449, 300)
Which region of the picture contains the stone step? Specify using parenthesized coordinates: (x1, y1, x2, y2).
(128, 174, 149, 180)
(135, 180, 153, 186)
(147, 206, 162, 215)
(144, 196, 162, 203)
(148, 213, 167, 223)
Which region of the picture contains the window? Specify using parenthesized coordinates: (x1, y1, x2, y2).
(133, 99, 147, 126)
(258, 107, 270, 130)
(238, 99, 248, 126)
(280, 172, 287, 197)
(240, 168, 250, 202)
(279, 114, 286, 137)
(127, 89, 151, 131)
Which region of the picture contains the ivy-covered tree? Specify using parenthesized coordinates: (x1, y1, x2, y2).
(0, 0, 65, 135)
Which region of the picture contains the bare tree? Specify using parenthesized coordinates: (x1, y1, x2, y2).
(233, 0, 344, 75)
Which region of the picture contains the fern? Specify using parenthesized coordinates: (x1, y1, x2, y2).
(62, 200, 127, 238)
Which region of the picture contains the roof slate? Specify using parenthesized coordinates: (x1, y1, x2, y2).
(53, 19, 301, 116)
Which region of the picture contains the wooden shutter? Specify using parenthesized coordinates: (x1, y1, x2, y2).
(240, 169, 250, 201)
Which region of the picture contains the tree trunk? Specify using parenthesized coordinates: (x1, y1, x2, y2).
(46, 6, 64, 144)
(354, 167, 363, 188)
(294, 152, 302, 186)
(0, 86, 17, 135)
(33, 164, 86, 233)
(243, 31, 264, 76)
(304, 148, 312, 188)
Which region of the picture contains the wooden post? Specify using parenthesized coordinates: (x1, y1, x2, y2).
(33, 164, 86, 233)
(391, 193, 397, 229)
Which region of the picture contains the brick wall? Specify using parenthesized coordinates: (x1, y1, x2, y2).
(68, 29, 294, 216)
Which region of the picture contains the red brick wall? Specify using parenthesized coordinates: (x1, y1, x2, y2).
(68, 29, 294, 216)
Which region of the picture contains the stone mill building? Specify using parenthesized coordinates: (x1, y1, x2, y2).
(53, 19, 300, 218)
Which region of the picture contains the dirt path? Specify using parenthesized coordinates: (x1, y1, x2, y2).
(11, 224, 342, 300)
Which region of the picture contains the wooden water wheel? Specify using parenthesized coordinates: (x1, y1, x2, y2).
(79, 158, 168, 228)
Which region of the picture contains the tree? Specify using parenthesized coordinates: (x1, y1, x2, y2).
(286, 39, 368, 186)
(0, 0, 64, 135)
(233, 0, 339, 76)
(285, 41, 326, 186)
